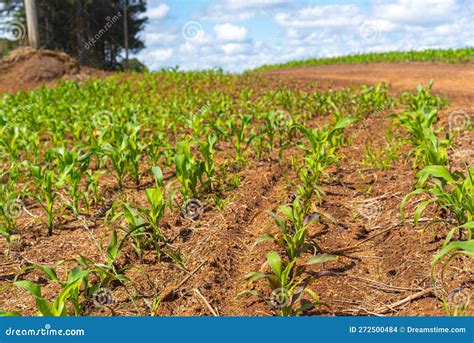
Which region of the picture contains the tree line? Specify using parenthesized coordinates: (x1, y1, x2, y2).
(0, 0, 147, 70)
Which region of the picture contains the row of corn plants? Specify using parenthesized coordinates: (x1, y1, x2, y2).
(395, 82, 473, 315)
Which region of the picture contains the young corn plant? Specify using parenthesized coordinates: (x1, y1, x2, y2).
(401, 166, 473, 233)
(229, 114, 255, 163)
(430, 239, 473, 316)
(198, 134, 218, 191)
(0, 187, 22, 256)
(394, 82, 450, 168)
(239, 251, 324, 316)
(292, 116, 357, 211)
(124, 124, 148, 186)
(110, 168, 183, 265)
(174, 140, 204, 199)
(11, 265, 90, 316)
(110, 203, 147, 260)
(255, 197, 324, 261)
(51, 147, 93, 215)
(361, 133, 402, 171)
(102, 140, 129, 190)
(139, 167, 182, 264)
(149, 131, 174, 167)
(401, 165, 473, 315)
(28, 164, 60, 236)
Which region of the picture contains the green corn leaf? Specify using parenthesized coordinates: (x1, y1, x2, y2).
(151, 166, 163, 186)
(253, 234, 275, 246)
(107, 230, 119, 264)
(431, 240, 474, 275)
(400, 188, 426, 223)
(14, 280, 42, 298)
(266, 251, 282, 279)
(35, 298, 56, 316)
(413, 199, 437, 225)
(245, 272, 267, 281)
(416, 165, 455, 186)
(0, 310, 21, 316)
(306, 254, 337, 265)
(333, 116, 358, 130)
(67, 267, 89, 283)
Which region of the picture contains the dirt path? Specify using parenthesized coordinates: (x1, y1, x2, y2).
(261, 62, 474, 105)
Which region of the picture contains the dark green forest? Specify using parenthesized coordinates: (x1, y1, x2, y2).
(0, 0, 147, 69)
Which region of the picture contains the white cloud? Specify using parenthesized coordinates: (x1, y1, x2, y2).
(275, 5, 362, 29)
(214, 23, 247, 41)
(149, 48, 173, 61)
(146, 32, 177, 45)
(146, 3, 170, 20)
(374, 0, 459, 25)
(202, 0, 291, 21)
(221, 43, 249, 54)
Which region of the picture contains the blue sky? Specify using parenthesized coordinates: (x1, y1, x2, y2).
(135, 0, 474, 71)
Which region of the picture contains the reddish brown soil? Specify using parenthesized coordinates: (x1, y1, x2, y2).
(0, 47, 109, 94)
(261, 62, 474, 103)
(0, 62, 472, 316)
